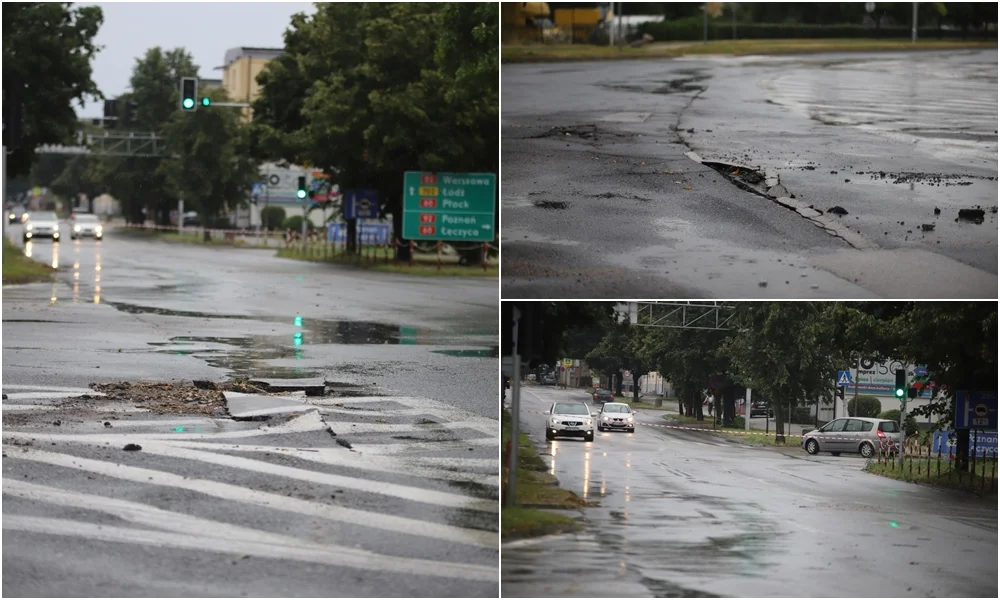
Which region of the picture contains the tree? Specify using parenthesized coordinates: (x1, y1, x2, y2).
(97, 47, 199, 225)
(3, 3, 104, 178)
(251, 3, 498, 261)
(50, 155, 105, 210)
(643, 325, 730, 419)
(161, 86, 258, 240)
(587, 321, 652, 400)
(501, 301, 615, 368)
(888, 302, 996, 471)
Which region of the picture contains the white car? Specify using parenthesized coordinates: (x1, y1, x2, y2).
(545, 401, 594, 442)
(597, 402, 635, 433)
(23, 211, 61, 242)
(70, 213, 103, 240)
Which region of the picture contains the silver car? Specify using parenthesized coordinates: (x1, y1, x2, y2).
(70, 213, 103, 240)
(545, 401, 594, 442)
(23, 211, 61, 242)
(801, 417, 901, 458)
(596, 402, 635, 433)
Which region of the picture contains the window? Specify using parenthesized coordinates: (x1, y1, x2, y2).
(603, 404, 631, 413)
(878, 421, 899, 433)
(822, 419, 847, 433)
(553, 403, 589, 415)
(861, 421, 874, 432)
(845, 419, 864, 432)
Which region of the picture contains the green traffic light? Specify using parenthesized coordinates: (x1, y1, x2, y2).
(201, 97, 211, 107)
(895, 388, 905, 398)
(293, 315, 303, 327)
(296, 189, 307, 199)
(182, 98, 195, 109)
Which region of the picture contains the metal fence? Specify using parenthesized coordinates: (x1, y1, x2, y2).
(872, 438, 998, 494)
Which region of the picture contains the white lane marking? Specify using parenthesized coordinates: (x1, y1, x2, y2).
(0, 385, 97, 393)
(311, 396, 498, 427)
(230, 405, 321, 418)
(0, 404, 58, 411)
(0, 433, 490, 512)
(2, 391, 105, 400)
(2, 515, 494, 582)
(162, 440, 498, 489)
(351, 438, 496, 455)
(331, 420, 498, 436)
(3, 447, 495, 548)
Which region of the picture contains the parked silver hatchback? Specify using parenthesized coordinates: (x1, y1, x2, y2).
(801, 417, 902, 458)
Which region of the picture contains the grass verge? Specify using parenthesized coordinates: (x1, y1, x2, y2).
(503, 38, 997, 63)
(659, 413, 803, 446)
(276, 247, 498, 277)
(2, 238, 54, 284)
(501, 410, 585, 541)
(864, 458, 998, 499)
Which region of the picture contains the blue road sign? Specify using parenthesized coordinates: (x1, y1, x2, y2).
(955, 391, 998, 430)
(913, 366, 929, 376)
(932, 430, 998, 457)
(251, 182, 265, 197)
(344, 189, 380, 220)
(836, 370, 852, 387)
(326, 222, 390, 245)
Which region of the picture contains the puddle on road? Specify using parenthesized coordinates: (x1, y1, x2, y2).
(431, 348, 498, 358)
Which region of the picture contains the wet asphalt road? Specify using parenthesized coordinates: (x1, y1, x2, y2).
(502, 50, 998, 299)
(2, 224, 499, 597)
(502, 387, 998, 598)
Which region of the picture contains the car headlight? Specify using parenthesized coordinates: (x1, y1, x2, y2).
(585, 419, 592, 427)
(26, 223, 33, 231)
(96, 225, 103, 232)
(74, 225, 81, 232)
(627, 417, 634, 422)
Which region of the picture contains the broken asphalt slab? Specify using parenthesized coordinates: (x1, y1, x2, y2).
(222, 391, 322, 420)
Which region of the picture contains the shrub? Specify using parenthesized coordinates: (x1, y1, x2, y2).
(282, 215, 314, 232)
(879, 409, 901, 422)
(260, 206, 286, 230)
(848, 395, 882, 418)
(731, 415, 745, 429)
(792, 407, 812, 423)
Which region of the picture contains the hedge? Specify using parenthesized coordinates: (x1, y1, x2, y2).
(636, 20, 998, 42)
(260, 206, 286, 230)
(282, 215, 314, 232)
(848, 395, 882, 418)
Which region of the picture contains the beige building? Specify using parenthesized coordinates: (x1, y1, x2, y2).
(219, 47, 284, 121)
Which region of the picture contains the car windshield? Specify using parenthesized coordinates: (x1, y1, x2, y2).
(878, 421, 900, 433)
(553, 403, 589, 415)
(75, 215, 98, 222)
(603, 404, 631, 413)
(30, 212, 57, 221)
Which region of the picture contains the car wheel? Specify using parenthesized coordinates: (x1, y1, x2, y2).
(831, 452, 841, 456)
(628, 428, 635, 433)
(22, 236, 28, 243)
(805, 439, 819, 455)
(584, 432, 594, 442)
(545, 430, 554, 441)
(597, 426, 603, 432)
(859, 441, 875, 458)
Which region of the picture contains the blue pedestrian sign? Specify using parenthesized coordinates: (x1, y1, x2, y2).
(836, 370, 852, 387)
(913, 366, 929, 376)
(955, 391, 998, 430)
(344, 189, 380, 220)
(251, 182, 265, 197)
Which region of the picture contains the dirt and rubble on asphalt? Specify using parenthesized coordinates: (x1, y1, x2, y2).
(78, 380, 285, 417)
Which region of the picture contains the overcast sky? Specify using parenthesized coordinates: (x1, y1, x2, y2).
(79, 1, 315, 117)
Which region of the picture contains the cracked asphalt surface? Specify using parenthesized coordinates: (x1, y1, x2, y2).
(2, 225, 499, 597)
(502, 387, 999, 598)
(501, 50, 998, 299)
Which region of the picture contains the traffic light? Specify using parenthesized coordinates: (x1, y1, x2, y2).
(836, 386, 845, 401)
(296, 176, 308, 200)
(894, 369, 906, 399)
(180, 77, 197, 111)
(103, 99, 118, 129)
(121, 99, 138, 128)
(201, 96, 211, 107)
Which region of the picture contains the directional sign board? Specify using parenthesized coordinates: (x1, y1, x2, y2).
(343, 189, 379, 220)
(955, 391, 998, 430)
(837, 370, 852, 387)
(402, 171, 496, 242)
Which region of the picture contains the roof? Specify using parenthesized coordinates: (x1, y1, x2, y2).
(223, 47, 284, 67)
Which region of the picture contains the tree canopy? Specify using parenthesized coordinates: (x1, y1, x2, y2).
(3, 2, 104, 177)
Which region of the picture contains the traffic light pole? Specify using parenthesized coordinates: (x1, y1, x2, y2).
(505, 307, 521, 508)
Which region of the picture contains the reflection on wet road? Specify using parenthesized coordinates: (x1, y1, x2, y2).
(503, 386, 998, 598)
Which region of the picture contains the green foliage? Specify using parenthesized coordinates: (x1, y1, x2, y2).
(250, 3, 497, 258)
(161, 85, 258, 223)
(637, 21, 996, 42)
(3, 2, 104, 177)
(792, 407, 813, 423)
(879, 409, 901, 422)
(282, 215, 313, 232)
(848, 394, 882, 418)
(260, 206, 287, 230)
(731, 415, 745, 430)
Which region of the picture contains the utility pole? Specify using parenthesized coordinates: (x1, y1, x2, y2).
(703, 4, 709, 44)
(617, 2, 624, 50)
(732, 3, 737, 40)
(505, 307, 522, 507)
(911, 2, 918, 42)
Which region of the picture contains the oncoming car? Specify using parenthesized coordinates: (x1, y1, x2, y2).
(23, 211, 61, 242)
(545, 401, 594, 442)
(597, 402, 635, 433)
(592, 388, 614, 404)
(801, 417, 902, 458)
(70, 213, 103, 240)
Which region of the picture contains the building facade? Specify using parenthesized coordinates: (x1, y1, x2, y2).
(220, 47, 284, 121)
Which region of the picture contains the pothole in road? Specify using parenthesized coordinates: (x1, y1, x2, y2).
(533, 200, 568, 210)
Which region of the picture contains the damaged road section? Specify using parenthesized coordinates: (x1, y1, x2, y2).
(694, 155, 876, 251)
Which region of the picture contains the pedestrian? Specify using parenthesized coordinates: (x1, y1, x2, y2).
(708, 401, 713, 417)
